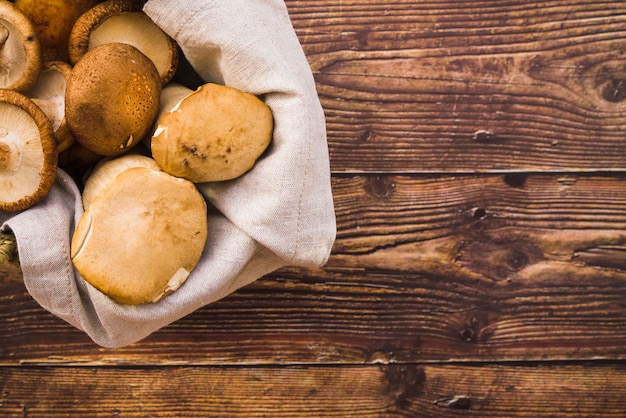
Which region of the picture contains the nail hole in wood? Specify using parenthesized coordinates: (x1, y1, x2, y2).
(472, 130, 494, 142)
(472, 207, 486, 219)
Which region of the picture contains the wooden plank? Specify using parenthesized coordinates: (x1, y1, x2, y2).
(2, 363, 626, 417)
(2, 173, 626, 364)
(285, 0, 626, 172)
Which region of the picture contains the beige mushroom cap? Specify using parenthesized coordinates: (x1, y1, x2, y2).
(151, 83, 274, 183)
(26, 60, 75, 152)
(0, 89, 56, 211)
(0, 1, 41, 92)
(65, 42, 161, 157)
(69, 0, 178, 85)
(71, 166, 208, 305)
(81, 153, 161, 211)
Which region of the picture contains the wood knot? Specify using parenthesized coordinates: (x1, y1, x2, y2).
(459, 314, 488, 343)
(365, 175, 396, 200)
(506, 249, 529, 270)
(359, 129, 374, 142)
(460, 327, 475, 342)
(602, 79, 626, 102)
(382, 365, 426, 410)
(355, 29, 371, 47)
(456, 239, 544, 280)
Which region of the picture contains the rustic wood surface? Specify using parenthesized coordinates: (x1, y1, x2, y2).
(3, 1, 626, 416)
(3, 364, 626, 417)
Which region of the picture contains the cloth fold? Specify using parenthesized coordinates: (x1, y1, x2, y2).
(0, 0, 335, 348)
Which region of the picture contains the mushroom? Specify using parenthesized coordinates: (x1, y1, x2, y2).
(81, 152, 161, 211)
(150, 83, 274, 183)
(68, 0, 178, 85)
(71, 166, 208, 305)
(0, 88, 57, 212)
(65, 42, 162, 157)
(26, 60, 75, 152)
(0, 1, 41, 92)
(57, 140, 104, 186)
(13, 0, 102, 62)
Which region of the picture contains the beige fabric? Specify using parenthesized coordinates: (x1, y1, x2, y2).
(0, 0, 336, 348)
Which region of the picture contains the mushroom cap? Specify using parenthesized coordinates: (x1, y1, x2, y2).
(143, 82, 191, 149)
(57, 139, 104, 184)
(151, 83, 274, 183)
(82, 153, 161, 211)
(69, 0, 178, 85)
(70, 166, 208, 305)
(0, 1, 41, 92)
(14, 0, 102, 62)
(26, 60, 75, 152)
(65, 42, 162, 157)
(0, 88, 57, 211)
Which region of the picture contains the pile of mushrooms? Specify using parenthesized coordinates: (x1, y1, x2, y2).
(0, 0, 274, 305)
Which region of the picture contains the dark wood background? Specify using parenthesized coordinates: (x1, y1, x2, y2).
(3, 1, 626, 416)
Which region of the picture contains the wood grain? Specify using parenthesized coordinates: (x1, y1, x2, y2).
(3, 173, 626, 365)
(2, 364, 626, 417)
(285, 0, 626, 172)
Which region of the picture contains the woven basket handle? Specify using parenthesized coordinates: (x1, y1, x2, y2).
(0, 233, 17, 265)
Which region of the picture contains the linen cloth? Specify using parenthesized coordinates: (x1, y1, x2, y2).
(0, 0, 336, 348)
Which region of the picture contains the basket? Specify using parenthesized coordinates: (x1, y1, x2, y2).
(0, 0, 336, 348)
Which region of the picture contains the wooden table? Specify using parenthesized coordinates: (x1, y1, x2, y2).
(3, 1, 626, 416)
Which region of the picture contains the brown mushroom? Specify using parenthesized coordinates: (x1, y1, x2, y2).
(57, 140, 104, 186)
(150, 83, 273, 183)
(0, 89, 56, 211)
(26, 60, 75, 152)
(68, 0, 178, 85)
(13, 0, 102, 62)
(0, 1, 41, 92)
(65, 42, 162, 157)
(71, 166, 208, 305)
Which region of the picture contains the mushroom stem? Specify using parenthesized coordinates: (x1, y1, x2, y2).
(0, 130, 23, 172)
